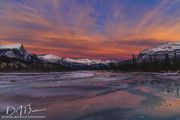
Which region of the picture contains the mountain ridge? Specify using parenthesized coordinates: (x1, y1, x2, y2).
(138, 41, 180, 60)
(0, 43, 112, 71)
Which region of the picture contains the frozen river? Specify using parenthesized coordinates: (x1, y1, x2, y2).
(0, 71, 180, 120)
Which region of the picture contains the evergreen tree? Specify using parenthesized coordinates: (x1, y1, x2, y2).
(164, 53, 170, 71)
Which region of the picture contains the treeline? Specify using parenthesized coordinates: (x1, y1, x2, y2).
(109, 50, 180, 72)
(0, 57, 67, 72)
(0, 57, 110, 72)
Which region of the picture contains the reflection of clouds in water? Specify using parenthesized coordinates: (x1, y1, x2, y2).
(141, 94, 164, 110)
(45, 90, 145, 120)
(0, 71, 180, 120)
(141, 97, 180, 118)
(132, 85, 180, 118)
(136, 86, 153, 93)
(127, 86, 165, 111)
(73, 108, 134, 120)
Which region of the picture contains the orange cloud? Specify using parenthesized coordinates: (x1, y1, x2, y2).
(0, 0, 180, 60)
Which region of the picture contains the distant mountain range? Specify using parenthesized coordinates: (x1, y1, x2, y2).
(1, 42, 180, 71)
(113, 41, 180, 72)
(0, 44, 40, 62)
(0, 44, 112, 71)
(138, 41, 180, 61)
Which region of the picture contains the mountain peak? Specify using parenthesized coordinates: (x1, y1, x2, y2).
(38, 54, 61, 60)
(138, 41, 180, 60)
(37, 54, 62, 64)
(0, 44, 24, 50)
(63, 58, 111, 65)
(141, 41, 180, 54)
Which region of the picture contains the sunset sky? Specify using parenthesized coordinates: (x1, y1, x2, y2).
(0, 0, 180, 60)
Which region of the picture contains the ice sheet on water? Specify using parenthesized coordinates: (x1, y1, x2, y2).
(0, 101, 23, 112)
(0, 71, 95, 81)
(1, 71, 180, 99)
(1, 71, 180, 120)
(0, 71, 132, 98)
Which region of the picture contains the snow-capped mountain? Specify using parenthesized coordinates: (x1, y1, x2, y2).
(60, 58, 111, 69)
(138, 42, 180, 60)
(0, 43, 112, 70)
(38, 54, 111, 67)
(62, 58, 110, 65)
(38, 54, 62, 64)
(0, 44, 39, 62)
